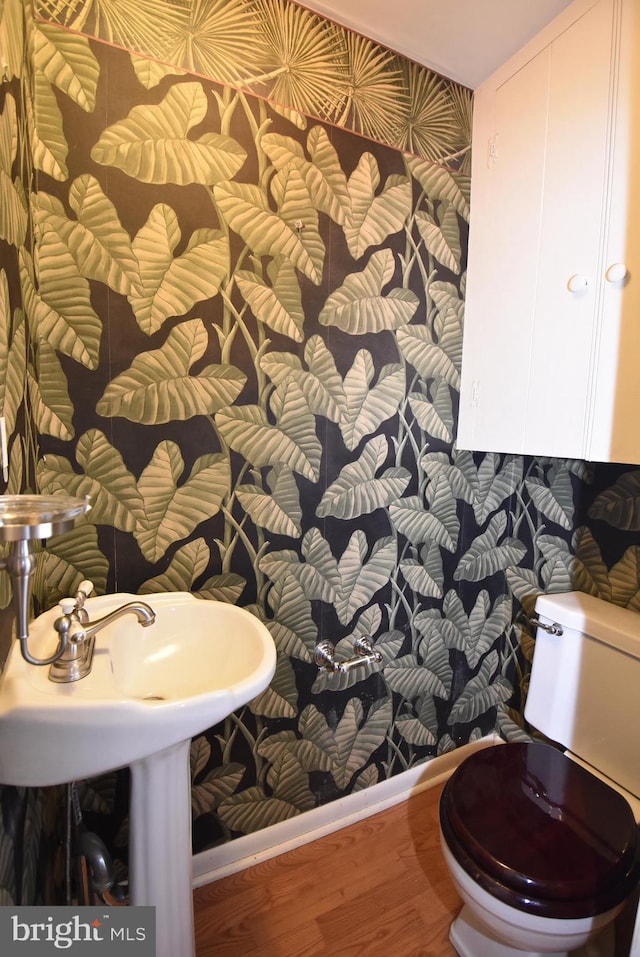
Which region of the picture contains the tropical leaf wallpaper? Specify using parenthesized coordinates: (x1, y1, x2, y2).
(1, 0, 640, 902)
(33, 0, 473, 171)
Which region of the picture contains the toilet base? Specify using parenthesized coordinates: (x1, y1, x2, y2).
(449, 905, 615, 957)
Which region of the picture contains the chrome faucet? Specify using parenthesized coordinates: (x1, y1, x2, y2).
(49, 584, 156, 683)
(314, 636, 382, 675)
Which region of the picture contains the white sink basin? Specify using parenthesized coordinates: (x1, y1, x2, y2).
(0, 591, 276, 786)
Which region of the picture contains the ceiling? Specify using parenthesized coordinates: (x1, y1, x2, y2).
(298, 0, 574, 89)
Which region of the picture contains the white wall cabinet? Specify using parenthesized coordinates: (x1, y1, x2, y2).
(457, 0, 640, 463)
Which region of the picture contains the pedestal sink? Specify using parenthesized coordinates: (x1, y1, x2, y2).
(0, 591, 277, 957)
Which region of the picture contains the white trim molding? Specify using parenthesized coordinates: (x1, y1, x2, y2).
(192, 732, 502, 888)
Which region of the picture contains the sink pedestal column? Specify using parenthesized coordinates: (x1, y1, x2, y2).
(129, 740, 195, 957)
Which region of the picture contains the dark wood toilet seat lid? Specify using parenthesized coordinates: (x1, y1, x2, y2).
(441, 742, 639, 903)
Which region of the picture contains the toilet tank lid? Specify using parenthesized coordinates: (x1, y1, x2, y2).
(535, 591, 640, 660)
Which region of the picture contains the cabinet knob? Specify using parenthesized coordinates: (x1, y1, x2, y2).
(567, 274, 588, 293)
(605, 262, 628, 283)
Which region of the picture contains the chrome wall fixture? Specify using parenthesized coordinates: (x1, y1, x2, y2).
(0, 494, 90, 666)
(314, 636, 383, 675)
(529, 615, 563, 637)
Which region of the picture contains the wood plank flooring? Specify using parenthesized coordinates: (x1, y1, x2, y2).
(193, 783, 460, 957)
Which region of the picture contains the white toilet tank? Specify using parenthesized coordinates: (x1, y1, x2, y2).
(525, 590, 640, 800)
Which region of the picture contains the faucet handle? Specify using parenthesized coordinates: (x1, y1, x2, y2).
(76, 580, 94, 600)
(59, 599, 77, 616)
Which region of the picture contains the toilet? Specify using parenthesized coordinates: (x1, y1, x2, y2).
(439, 591, 640, 957)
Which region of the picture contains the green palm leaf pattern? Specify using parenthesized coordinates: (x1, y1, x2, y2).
(32, 523, 109, 607)
(130, 54, 186, 90)
(236, 260, 304, 342)
(28, 70, 69, 180)
(213, 180, 321, 285)
(303, 335, 347, 419)
(261, 127, 351, 225)
(34, 24, 99, 111)
(15, 3, 633, 859)
(397, 324, 460, 388)
(415, 610, 454, 689)
(415, 208, 461, 274)
(406, 154, 470, 221)
(336, 35, 406, 144)
(97, 319, 246, 423)
(299, 697, 392, 790)
(260, 549, 336, 603)
(526, 462, 574, 530)
(270, 163, 325, 281)
(91, 82, 247, 185)
(588, 471, 640, 529)
(158, 0, 266, 85)
(37, 429, 144, 531)
(196, 573, 246, 604)
(4, 438, 24, 497)
(134, 440, 230, 563)
(317, 435, 410, 519)
(408, 384, 454, 443)
(400, 542, 444, 598)
(32, 180, 141, 296)
(260, 339, 346, 423)
(340, 352, 405, 451)
(472, 454, 523, 525)
(192, 763, 245, 820)
(606, 546, 640, 610)
(218, 787, 300, 833)
(431, 282, 464, 368)
(265, 574, 318, 661)
(0, 275, 26, 436)
(260, 528, 340, 602)
(454, 514, 527, 582)
(384, 654, 449, 700)
(0, 95, 28, 245)
(448, 653, 513, 724)
(0, 0, 24, 80)
(319, 249, 418, 334)
(37, 0, 471, 169)
(253, 0, 348, 118)
(20, 235, 102, 369)
(139, 539, 211, 594)
(55, 0, 189, 58)
(259, 734, 327, 810)
(216, 382, 321, 481)
(395, 717, 436, 747)
(336, 530, 396, 626)
(344, 155, 412, 259)
(572, 527, 610, 599)
(236, 465, 302, 538)
(27, 342, 74, 441)
(389, 494, 456, 552)
(537, 535, 578, 593)
(465, 592, 512, 669)
(421, 451, 467, 494)
(392, 61, 462, 164)
(130, 204, 228, 334)
(190, 736, 211, 782)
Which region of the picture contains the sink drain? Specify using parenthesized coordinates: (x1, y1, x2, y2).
(142, 694, 166, 701)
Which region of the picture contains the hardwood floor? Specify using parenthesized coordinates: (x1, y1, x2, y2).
(193, 783, 460, 957)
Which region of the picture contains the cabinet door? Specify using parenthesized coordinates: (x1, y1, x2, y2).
(458, 0, 615, 458)
(588, 0, 640, 463)
(526, 0, 613, 457)
(457, 47, 550, 454)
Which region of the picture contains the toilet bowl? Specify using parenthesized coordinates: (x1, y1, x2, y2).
(439, 591, 640, 956)
(440, 742, 640, 957)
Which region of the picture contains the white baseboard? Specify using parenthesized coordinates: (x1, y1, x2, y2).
(192, 732, 502, 888)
